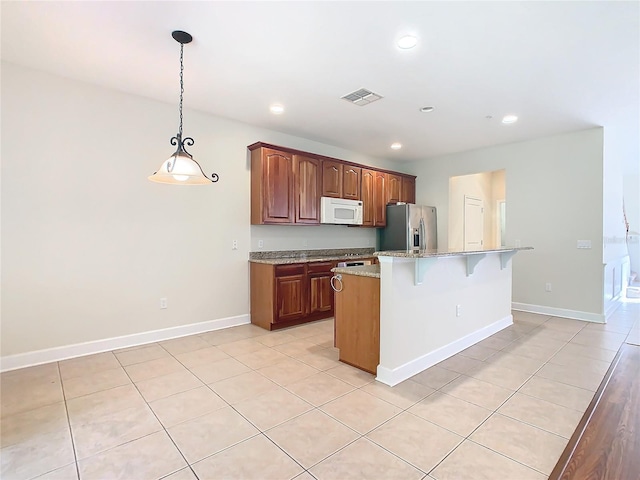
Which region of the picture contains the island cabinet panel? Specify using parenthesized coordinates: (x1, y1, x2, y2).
(342, 166, 361, 200)
(251, 260, 337, 330)
(401, 176, 416, 204)
(373, 171, 387, 227)
(294, 154, 321, 224)
(334, 274, 380, 374)
(251, 147, 294, 224)
(361, 169, 375, 226)
(387, 173, 402, 204)
(322, 160, 343, 198)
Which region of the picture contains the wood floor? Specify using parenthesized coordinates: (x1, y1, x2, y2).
(550, 342, 640, 480)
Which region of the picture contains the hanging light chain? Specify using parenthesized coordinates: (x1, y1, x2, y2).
(178, 42, 184, 138)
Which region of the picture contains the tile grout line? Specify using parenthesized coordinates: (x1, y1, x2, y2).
(7, 314, 624, 479)
(423, 315, 587, 477)
(115, 346, 200, 480)
(57, 361, 82, 480)
(153, 325, 364, 476)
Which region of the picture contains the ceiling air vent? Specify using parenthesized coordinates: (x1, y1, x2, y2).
(341, 88, 383, 106)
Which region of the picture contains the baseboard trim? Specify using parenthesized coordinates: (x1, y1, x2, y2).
(375, 315, 513, 387)
(512, 302, 605, 324)
(0, 314, 250, 373)
(604, 299, 621, 319)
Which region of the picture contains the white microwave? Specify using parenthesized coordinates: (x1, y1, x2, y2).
(320, 197, 363, 225)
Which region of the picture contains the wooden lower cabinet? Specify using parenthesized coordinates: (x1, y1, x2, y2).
(334, 274, 380, 374)
(250, 261, 337, 330)
(275, 274, 305, 322)
(307, 261, 334, 315)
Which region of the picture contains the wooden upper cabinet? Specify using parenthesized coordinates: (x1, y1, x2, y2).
(343, 166, 361, 200)
(322, 160, 343, 198)
(361, 169, 375, 227)
(401, 176, 416, 204)
(251, 147, 294, 224)
(250, 142, 416, 227)
(387, 173, 402, 204)
(374, 171, 387, 227)
(323, 161, 361, 200)
(294, 155, 321, 224)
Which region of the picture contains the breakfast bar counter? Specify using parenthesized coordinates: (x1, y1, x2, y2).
(373, 246, 532, 386)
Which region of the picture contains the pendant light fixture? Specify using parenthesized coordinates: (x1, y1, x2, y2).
(149, 30, 219, 185)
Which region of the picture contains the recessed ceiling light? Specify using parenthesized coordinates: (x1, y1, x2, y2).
(502, 115, 518, 124)
(397, 35, 418, 49)
(390, 142, 402, 150)
(420, 106, 435, 113)
(270, 104, 284, 115)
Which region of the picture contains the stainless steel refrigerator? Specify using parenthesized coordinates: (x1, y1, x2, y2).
(380, 204, 438, 251)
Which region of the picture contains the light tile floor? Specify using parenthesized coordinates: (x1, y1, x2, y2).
(2, 303, 639, 480)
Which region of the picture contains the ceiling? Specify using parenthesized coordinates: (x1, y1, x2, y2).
(2, 1, 639, 173)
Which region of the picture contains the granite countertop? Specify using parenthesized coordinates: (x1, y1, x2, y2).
(374, 246, 533, 258)
(249, 247, 376, 265)
(331, 264, 380, 278)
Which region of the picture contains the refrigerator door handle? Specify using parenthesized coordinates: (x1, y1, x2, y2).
(419, 217, 426, 250)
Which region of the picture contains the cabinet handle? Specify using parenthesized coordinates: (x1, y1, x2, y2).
(330, 274, 343, 292)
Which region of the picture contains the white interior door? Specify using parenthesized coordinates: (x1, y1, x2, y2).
(464, 196, 484, 251)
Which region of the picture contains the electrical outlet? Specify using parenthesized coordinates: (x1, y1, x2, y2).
(577, 240, 591, 249)
(545, 283, 552, 292)
(232, 240, 238, 250)
(456, 304, 462, 317)
(303, 239, 308, 247)
(160, 297, 168, 309)
(258, 240, 264, 249)
(514, 239, 521, 248)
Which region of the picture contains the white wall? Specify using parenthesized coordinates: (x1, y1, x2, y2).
(623, 174, 639, 278)
(448, 170, 504, 250)
(406, 129, 605, 319)
(603, 129, 633, 311)
(250, 225, 377, 252)
(0, 63, 404, 358)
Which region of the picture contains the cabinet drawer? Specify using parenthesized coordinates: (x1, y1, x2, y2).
(307, 261, 335, 274)
(275, 264, 305, 277)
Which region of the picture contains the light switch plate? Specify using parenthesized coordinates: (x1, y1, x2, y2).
(577, 240, 591, 249)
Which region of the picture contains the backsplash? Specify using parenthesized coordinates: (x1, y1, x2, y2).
(249, 247, 375, 260)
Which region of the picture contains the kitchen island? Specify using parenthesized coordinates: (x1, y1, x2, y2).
(332, 247, 532, 386)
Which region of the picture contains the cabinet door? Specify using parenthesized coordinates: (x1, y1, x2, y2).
(387, 174, 401, 204)
(374, 171, 387, 227)
(361, 169, 375, 227)
(342, 166, 361, 200)
(275, 274, 306, 322)
(294, 155, 321, 224)
(309, 273, 334, 315)
(307, 261, 335, 316)
(322, 160, 343, 198)
(262, 149, 294, 223)
(401, 176, 416, 204)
